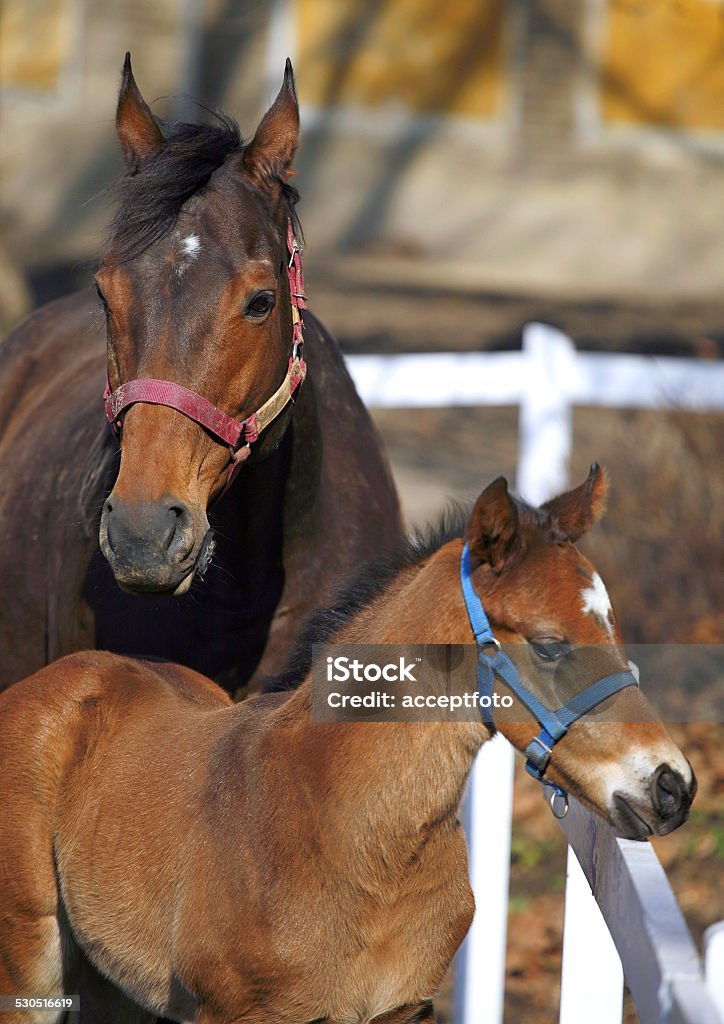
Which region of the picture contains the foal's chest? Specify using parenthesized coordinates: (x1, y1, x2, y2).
(316, 833, 475, 1023)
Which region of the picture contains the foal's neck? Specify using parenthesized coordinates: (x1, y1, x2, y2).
(285, 539, 488, 860)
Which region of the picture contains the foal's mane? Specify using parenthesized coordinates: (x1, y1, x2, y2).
(110, 109, 301, 263)
(263, 505, 470, 694)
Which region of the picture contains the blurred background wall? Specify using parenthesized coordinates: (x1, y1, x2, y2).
(0, 4, 722, 1022)
(3, 0, 724, 339)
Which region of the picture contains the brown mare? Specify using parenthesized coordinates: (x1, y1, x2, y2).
(0, 468, 696, 1023)
(0, 56, 401, 695)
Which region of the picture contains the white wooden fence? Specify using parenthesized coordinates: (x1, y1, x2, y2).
(345, 323, 724, 1024)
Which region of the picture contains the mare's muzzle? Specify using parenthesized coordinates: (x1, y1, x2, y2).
(99, 495, 208, 595)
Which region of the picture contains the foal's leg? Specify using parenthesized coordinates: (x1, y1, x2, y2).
(0, 911, 75, 1024)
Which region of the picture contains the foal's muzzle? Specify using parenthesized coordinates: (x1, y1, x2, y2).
(612, 762, 697, 839)
(99, 495, 208, 595)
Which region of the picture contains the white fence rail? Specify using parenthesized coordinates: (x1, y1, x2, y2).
(345, 323, 724, 1024)
(560, 797, 722, 1024)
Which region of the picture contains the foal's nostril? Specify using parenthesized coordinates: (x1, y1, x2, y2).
(652, 765, 686, 820)
(686, 759, 698, 802)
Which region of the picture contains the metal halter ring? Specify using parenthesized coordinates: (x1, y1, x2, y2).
(548, 787, 569, 819)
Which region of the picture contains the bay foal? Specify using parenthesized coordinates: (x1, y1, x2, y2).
(0, 468, 695, 1023)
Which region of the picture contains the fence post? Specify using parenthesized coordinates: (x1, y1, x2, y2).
(517, 322, 577, 506)
(457, 323, 576, 1024)
(705, 922, 724, 1017)
(559, 849, 624, 1024)
(266, 0, 295, 95)
(456, 740, 515, 1024)
(518, 324, 625, 1024)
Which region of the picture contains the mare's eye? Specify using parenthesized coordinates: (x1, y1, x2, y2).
(95, 282, 110, 314)
(530, 640, 570, 662)
(245, 291, 275, 320)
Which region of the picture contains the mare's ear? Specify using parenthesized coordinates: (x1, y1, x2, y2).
(116, 53, 164, 173)
(467, 477, 520, 573)
(242, 59, 299, 189)
(542, 463, 608, 542)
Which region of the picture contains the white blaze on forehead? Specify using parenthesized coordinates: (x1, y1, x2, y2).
(581, 572, 614, 635)
(173, 234, 202, 279)
(182, 234, 201, 257)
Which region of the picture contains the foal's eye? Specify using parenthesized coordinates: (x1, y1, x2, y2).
(530, 640, 570, 662)
(244, 291, 276, 320)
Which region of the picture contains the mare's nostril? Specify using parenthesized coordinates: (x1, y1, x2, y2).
(103, 499, 117, 554)
(652, 765, 685, 819)
(101, 496, 194, 566)
(165, 504, 192, 558)
(161, 506, 180, 551)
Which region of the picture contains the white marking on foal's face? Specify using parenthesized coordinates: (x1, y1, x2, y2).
(581, 572, 614, 636)
(599, 745, 694, 817)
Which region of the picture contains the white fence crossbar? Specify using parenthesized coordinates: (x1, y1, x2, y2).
(559, 796, 722, 1024)
(345, 323, 724, 1024)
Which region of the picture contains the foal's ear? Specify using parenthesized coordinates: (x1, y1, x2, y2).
(116, 53, 164, 173)
(242, 59, 299, 189)
(542, 463, 609, 542)
(467, 477, 520, 573)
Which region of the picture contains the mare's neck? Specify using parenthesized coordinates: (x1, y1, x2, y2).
(284, 540, 489, 862)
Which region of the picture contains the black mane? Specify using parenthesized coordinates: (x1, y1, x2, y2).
(109, 110, 300, 262)
(263, 504, 470, 694)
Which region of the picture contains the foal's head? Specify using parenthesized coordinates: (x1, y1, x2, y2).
(462, 466, 695, 838)
(97, 56, 300, 594)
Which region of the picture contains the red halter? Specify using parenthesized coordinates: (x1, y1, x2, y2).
(104, 218, 307, 489)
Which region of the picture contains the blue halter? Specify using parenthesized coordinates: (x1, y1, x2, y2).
(460, 543, 638, 794)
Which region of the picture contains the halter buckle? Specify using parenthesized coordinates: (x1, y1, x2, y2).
(527, 734, 552, 759)
(524, 733, 554, 781)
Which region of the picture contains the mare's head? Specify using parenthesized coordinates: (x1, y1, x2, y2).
(462, 465, 696, 838)
(97, 55, 301, 594)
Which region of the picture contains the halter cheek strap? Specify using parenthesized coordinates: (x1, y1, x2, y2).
(460, 542, 638, 794)
(104, 217, 307, 489)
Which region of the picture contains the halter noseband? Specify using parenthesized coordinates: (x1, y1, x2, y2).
(104, 218, 307, 491)
(460, 542, 638, 804)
